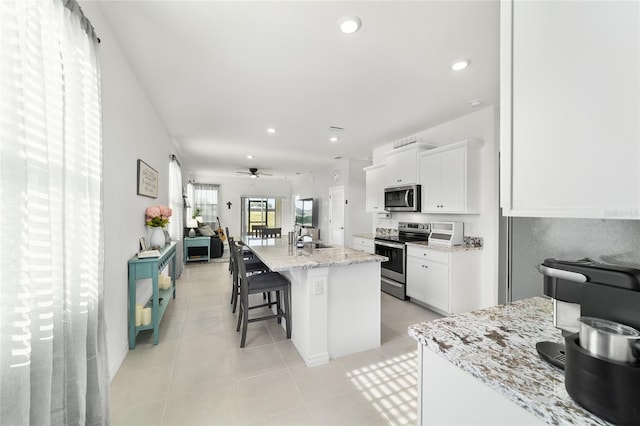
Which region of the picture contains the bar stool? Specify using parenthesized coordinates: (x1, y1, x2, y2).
(226, 227, 253, 275)
(228, 237, 268, 313)
(234, 245, 291, 348)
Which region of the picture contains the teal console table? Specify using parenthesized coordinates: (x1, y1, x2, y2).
(128, 242, 176, 349)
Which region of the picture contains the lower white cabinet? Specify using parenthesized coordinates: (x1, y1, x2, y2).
(352, 236, 374, 253)
(406, 245, 481, 315)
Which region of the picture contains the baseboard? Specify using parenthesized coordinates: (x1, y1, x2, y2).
(291, 335, 329, 367)
(109, 341, 128, 381)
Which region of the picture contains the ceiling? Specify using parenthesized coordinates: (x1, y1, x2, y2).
(95, 1, 500, 180)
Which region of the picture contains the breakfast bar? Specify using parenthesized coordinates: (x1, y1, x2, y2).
(244, 237, 387, 366)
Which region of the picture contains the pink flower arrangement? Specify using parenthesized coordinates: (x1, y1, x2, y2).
(145, 205, 172, 228)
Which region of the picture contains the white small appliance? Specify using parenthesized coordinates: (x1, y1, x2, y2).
(429, 221, 463, 246)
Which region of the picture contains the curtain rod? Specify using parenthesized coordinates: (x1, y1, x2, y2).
(170, 154, 181, 167)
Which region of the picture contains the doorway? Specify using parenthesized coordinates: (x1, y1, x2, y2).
(240, 197, 282, 236)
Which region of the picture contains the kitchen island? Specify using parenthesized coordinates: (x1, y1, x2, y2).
(244, 237, 387, 367)
(408, 297, 610, 425)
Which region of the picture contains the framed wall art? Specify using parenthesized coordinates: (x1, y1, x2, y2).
(137, 159, 158, 198)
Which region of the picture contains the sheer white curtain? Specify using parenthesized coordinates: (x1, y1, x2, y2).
(0, 1, 109, 424)
(192, 183, 219, 224)
(168, 157, 184, 277)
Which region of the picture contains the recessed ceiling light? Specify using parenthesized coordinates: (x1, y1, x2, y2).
(330, 136, 339, 143)
(246, 154, 253, 159)
(266, 127, 277, 134)
(339, 16, 361, 34)
(451, 59, 470, 71)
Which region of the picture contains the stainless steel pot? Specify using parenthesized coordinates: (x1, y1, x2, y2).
(579, 317, 640, 363)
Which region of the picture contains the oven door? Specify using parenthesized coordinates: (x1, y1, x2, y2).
(375, 240, 406, 283)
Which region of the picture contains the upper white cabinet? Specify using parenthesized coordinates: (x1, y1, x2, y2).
(501, 0, 640, 219)
(419, 140, 482, 214)
(363, 164, 386, 212)
(384, 143, 434, 188)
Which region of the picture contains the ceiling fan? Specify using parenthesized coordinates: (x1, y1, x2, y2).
(236, 167, 272, 179)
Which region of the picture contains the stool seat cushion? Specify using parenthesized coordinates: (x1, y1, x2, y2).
(248, 272, 289, 292)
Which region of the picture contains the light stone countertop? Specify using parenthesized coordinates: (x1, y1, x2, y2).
(408, 297, 611, 425)
(405, 240, 483, 252)
(242, 236, 387, 272)
(352, 233, 376, 240)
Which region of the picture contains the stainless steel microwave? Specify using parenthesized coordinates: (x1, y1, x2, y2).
(384, 185, 421, 212)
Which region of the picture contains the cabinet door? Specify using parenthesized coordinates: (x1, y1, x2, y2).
(438, 148, 465, 212)
(386, 149, 418, 187)
(420, 154, 441, 212)
(406, 256, 427, 303)
(424, 259, 449, 313)
(365, 166, 385, 212)
(502, 1, 640, 218)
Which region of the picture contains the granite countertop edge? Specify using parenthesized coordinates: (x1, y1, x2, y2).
(405, 241, 483, 251)
(353, 233, 377, 239)
(408, 297, 611, 425)
(268, 253, 386, 272)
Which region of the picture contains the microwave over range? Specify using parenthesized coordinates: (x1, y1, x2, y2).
(384, 184, 421, 212)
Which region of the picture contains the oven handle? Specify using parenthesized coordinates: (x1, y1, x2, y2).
(381, 277, 404, 288)
(375, 240, 405, 250)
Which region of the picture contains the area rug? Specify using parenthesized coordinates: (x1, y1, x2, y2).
(210, 248, 230, 264)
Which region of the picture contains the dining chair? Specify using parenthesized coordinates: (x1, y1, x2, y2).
(259, 227, 282, 238)
(251, 224, 267, 237)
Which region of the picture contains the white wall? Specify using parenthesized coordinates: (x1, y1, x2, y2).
(371, 106, 500, 307)
(291, 158, 371, 246)
(188, 172, 293, 239)
(80, 2, 179, 379)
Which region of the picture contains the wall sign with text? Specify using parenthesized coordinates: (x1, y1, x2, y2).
(137, 159, 158, 198)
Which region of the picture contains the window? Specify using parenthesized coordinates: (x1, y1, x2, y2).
(241, 197, 282, 235)
(190, 183, 219, 224)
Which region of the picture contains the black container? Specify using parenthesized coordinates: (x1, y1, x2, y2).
(565, 334, 640, 425)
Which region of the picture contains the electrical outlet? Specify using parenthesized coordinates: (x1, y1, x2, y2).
(313, 280, 323, 295)
(466, 222, 473, 235)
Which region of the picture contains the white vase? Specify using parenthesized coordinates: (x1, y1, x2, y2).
(149, 227, 166, 248)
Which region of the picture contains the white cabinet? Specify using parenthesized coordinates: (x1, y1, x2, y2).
(352, 236, 374, 253)
(419, 140, 482, 214)
(406, 255, 428, 303)
(501, 0, 640, 219)
(363, 164, 386, 213)
(406, 245, 481, 315)
(384, 143, 434, 188)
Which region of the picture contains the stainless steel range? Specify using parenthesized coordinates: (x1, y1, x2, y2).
(375, 222, 430, 300)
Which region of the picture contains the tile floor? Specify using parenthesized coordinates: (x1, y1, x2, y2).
(111, 260, 442, 425)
